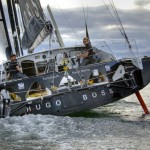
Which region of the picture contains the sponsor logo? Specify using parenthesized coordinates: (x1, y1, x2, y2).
(18, 83, 24, 90)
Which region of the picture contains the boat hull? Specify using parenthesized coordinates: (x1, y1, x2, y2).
(10, 82, 134, 116)
(1, 57, 150, 118)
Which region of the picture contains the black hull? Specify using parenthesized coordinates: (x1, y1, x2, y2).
(10, 83, 134, 116)
(1, 57, 150, 118)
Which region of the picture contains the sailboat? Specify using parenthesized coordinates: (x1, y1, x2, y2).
(0, 0, 150, 118)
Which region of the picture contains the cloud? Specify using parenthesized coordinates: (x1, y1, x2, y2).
(42, 2, 150, 56)
(135, 0, 150, 7)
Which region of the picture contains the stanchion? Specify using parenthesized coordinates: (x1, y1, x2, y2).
(135, 91, 150, 114)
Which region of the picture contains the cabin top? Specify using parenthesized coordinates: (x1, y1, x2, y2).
(0, 45, 115, 83)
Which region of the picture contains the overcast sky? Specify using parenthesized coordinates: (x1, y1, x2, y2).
(39, 0, 150, 57)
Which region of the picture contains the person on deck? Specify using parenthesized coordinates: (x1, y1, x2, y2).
(77, 37, 95, 66)
(8, 54, 28, 79)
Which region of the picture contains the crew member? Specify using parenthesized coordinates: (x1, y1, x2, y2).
(8, 54, 27, 79)
(77, 37, 95, 66)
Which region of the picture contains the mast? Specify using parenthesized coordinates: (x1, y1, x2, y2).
(0, 0, 23, 58)
(85, 21, 89, 40)
(0, 0, 14, 59)
(47, 5, 64, 47)
(10, 0, 23, 56)
(82, 3, 90, 41)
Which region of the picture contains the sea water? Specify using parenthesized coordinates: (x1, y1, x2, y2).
(0, 84, 150, 150)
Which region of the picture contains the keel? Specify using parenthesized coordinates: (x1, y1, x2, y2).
(135, 91, 150, 114)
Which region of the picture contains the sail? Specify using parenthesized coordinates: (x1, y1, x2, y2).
(18, 0, 53, 52)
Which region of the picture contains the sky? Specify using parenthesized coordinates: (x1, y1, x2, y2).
(1, 0, 149, 61)
(39, 0, 150, 58)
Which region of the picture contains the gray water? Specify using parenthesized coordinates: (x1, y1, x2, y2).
(0, 84, 150, 150)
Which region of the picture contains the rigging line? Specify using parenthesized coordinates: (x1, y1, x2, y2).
(103, 41, 116, 59)
(109, 2, 123, 34)
(54, 0, 81, 44)
(110, 0, 128, 37)
(110, 0, 132, 50)
(82, 1, 86, 26)
(46, 33, 68, 54)
(82, 4, 88, 39)
(102, 0, 124, 36)
(85, 0, 89, 24)
(48, 5, 81, 52)
(109, 0, 124, 32)
(82, 0, 89, 22)
(109, 2, 126, 39)
(82, 0, 89, 39)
